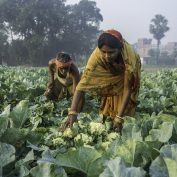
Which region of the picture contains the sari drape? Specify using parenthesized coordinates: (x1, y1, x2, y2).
(76, 40, 141, 118)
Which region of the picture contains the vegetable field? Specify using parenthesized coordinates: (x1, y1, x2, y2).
(0, 66, 177, 177)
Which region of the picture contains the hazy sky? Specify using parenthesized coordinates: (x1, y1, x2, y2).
(67, 0, 177, 44)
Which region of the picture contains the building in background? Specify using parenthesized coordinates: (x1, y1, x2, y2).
(163, 42, 177, 55)
(133, 39, 177, 65)
(133, 38, 152, 64)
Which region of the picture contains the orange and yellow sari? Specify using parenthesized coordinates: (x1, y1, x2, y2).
(76, 40, 141, 118)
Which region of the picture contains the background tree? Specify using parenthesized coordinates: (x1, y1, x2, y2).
(159, 51, 171, 65)
(147, 48, 156, 64)
(63, 0, 103, 63)
(0, 24, 9, 65)
(0, 0, 103, 66)
(169, 48, 177, 65)
(149, 14, 169, 64)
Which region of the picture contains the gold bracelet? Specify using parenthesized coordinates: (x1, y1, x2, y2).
(116, 115, 124, 120)
(68, 110, 78, 116)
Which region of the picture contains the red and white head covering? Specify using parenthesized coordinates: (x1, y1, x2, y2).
(104, 29, 123, 44)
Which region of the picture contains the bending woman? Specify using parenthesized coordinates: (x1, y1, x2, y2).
(44, 52, 80, 100)
(64, 29, 141, 132)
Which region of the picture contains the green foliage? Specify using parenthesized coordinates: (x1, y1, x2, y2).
(0, 67, 177, 176)
(55, 147, 102, 174)
(100, 157, 146, 177)
(150, 144, 177, 177)
(30, 163, 67, 177)
(0, 142, 15, 169)
(138, 69, 177, 114)
(0, 0, 103, 66)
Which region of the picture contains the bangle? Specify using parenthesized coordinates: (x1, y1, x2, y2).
(68, 110, 78, 116)
(116, 115, 124, 120)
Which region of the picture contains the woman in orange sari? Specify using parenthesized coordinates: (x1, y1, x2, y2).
(64, 29, 141, 132)
(44, 52, 80, 100)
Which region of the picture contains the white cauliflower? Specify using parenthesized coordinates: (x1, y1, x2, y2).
(89, 122, 106, 135)
(54, 132, 62, 137)
(74, 133, 93, 145)
(63, 128, 77, 138)
(78, 120, 86, 129)
(100, 141, 111, 150)
(106, 132, 120, 142)
(52, 137, 66, 146)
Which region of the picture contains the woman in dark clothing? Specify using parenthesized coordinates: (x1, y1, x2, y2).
(44, 52, 80, 100)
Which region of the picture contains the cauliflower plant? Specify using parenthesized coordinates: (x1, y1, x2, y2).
(63, 128, 77, 138)
(89, 122, 106, 136)
(106, 132, 120, 142)
(74, 133, 93, 145)
(52, 137, 66, 146)
(100, 141, 111, 150)
(77, 120, 87, 131)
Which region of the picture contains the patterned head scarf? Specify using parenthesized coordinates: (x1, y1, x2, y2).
(104, 29, 123, 45)
(98, 29, 123, 49)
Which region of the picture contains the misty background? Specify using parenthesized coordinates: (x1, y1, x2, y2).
(67, 0, 177, 45)
(0, 0, 177, 66)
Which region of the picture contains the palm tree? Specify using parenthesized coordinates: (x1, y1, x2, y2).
(149, 14, 169, 64)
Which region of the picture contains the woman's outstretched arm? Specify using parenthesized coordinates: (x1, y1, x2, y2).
(63, 90, 85, 130)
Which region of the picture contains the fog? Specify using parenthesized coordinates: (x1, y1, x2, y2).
(67, 0, 177, 44)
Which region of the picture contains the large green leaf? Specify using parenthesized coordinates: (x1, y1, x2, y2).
(0, 128, 29, 145)
(10, 100, 30, 128)
(156, 113, 177, 123)
(0, 128, 43, 146)
(16, 150, 34, 168)
(149, 156, 168, 177)
(106, 139, 152, 167)
(164, 159, 177, 177)
(171, 119, 177, 142)
(122, 123, 142, 141)
(145, 122, 173, 142)
(0, 142, 15, 168)
(150, 156, 177, 177)
(30, 163, 67, 177)
(141, 117, 154, 139)
(19, 165, 30, 177)
(116, 139, 137, 166)
(55, 147, 102, 174)
(99, 157, 146, 177)
(150, 144, 177, 177)
(87, 156, 108, 177)
(0, 105, 10, 137)
(160, 144, 177, 162)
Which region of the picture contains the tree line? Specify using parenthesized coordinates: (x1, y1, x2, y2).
(0, 0, 103, 66)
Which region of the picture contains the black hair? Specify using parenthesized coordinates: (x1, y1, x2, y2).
(98, 33, 123, 49)
(56, 52, 71, 62)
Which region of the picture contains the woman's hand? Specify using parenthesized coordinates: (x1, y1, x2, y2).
(113, 122, 123, 133)
(62, 90, 84, 131)
(63, 114, 77, 130)
(113, 116, 124, 133)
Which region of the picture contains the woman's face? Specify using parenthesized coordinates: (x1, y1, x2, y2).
(100, 45, 121, 62)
